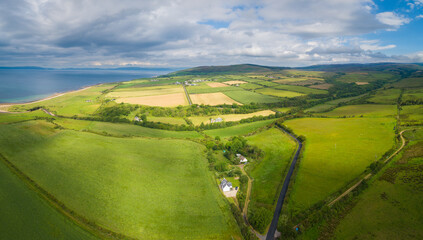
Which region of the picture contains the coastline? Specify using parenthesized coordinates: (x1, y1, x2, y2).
(0, 84, 98, 113)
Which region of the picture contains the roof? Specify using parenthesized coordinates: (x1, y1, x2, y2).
(220, 178, 232, 189)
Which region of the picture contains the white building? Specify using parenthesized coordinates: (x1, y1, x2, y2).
(220, 178, 232, 192)
(237, 153, 248, 163)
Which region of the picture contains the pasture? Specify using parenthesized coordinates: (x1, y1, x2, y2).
(107, 85, 184, 97)
(309, 83, 333, 90)
(206, 82, 228, 88)
(393, 77, 423, 88)
(284, 118, 396, 213)
(305, 94, 369, 112)
(54, 118, 202, 139)
(190, 92, 241, 106)
(116, 93, 188, 107)
(336, 72, 395, 83)
(400, 105, 423, 126)
(316, 104, 397, 118)
(188, 110, 275, 125)
(367, 88, 401, 104)
(223, 90, 280, 104)
(334, 141, 423, 240)
(223, 80, 247, 85)
(255, 88, 305, 98)
(204, 119, 275, 138)
(402, 88, 423, 103)
(246, 128, 297, 209)
(0, 121, 239, 239)
(0, 110, 53, 123)
(274, 84, 328, 95)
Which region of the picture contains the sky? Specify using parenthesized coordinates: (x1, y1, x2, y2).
(0, 0, 422, 68)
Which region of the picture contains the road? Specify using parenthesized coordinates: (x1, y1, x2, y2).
(182, 84, 192, 105)
(265, 128, 302, 240)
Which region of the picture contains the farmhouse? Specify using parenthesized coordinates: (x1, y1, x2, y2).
(220, 178, 232, 192)
(210, 117, 223, 123)
(134, 116, 142, 122)
(236, 154, 248, 163)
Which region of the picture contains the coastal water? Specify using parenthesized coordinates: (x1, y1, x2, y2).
(0, 68, 171, 103)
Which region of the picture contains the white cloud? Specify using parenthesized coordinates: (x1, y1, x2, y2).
(376, 12, 411, 29)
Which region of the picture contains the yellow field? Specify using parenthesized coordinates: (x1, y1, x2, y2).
(116, 93, 188, 107)
(309, 83, 333, 90)
(206, 82, 228, 88)
(223, 80, 247, 85)
(190, 92, 241, 106)
(355, 82, 369, 85)
(188, 110, 275, 125)
(107, 85, 184, 98)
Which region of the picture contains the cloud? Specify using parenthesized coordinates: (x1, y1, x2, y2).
(0, 0, 418, 67)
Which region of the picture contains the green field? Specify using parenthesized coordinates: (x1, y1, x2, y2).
(247, 128, 297, 208)
(333, 139, 423, 239)
(316, 104, 397, 118)
(285, 118, 396, 213)
(393, 77, 423, 88)
(188, 110, 274, 125)
(0, 160, 96, 240)
(223, 90, 280, 104)
(400, 105, 423, 126)
(305, 94, 369, 112)
(367, 88, 401, 104)
(336, 72, 395, 83)
(0, 121, 239, 239)
(0, 110, 53, 123)
(255, 88, 305, 98)
(239, 83, 264, 90)
(274, 84, 327, 95)
(402, 88, 423, 103)
(54, 118, 202, 139)
(204, 119, 275, 138)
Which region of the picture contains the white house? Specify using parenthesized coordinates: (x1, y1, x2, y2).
(220, 178, 232, 192)
(211, 117, 223, 123)
(236, 153, 248, 163)
(134, 116, 142, 122)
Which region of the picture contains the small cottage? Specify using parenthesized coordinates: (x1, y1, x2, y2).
(220, 178, 232, 192)
(134, 116, 142, 122)
(236, 153, 248, 163)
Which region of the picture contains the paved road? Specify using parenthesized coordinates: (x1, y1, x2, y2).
(266, 128, 302, 240)
(182, 85, 192, 105)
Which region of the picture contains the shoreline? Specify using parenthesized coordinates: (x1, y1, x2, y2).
(0, 84, 98, 113)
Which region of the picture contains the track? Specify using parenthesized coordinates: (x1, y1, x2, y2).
(265, 128, 302, 240)
(182, 85, 192, 105)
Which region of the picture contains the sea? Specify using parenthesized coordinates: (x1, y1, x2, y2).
(0, 68, 173, 103)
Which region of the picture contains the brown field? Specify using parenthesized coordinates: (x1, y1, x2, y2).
(355, 82, 369, 85)
(206, 82, 228, 88)
(190, 92, 241, 106)
(107, 85, 184, 98)
(116, 93, 188, 107)
(309, 83, 333, 90)
(223, 80, 248, 85)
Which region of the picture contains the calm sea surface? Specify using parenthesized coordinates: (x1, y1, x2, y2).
(0, 69, 171, 103)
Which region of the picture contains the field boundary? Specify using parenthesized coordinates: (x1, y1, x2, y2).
(183, 84, 192, 105)
(0, 152, 134, 240)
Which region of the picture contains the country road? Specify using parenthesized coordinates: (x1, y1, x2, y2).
(265, 128, 303, 240)
(183, 84, 192, 105)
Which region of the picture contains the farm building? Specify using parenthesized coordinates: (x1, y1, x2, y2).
(134, 116, 142, 122)
(236, 154, 248, 163)
(210, 117, 223, 123)
(220, 178, 232, 192)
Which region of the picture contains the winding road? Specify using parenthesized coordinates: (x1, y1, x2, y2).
(265, 128, 303, 240)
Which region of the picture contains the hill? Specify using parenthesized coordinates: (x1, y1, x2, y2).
(164, 64, 289, 76)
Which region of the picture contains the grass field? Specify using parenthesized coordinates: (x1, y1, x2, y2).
(336, 72, 395, 83)
(305, 94, 369, 112)
(116, 93, 188, 107)
(0, 110, 53, 123)
(246, 128, 297, 209)
(224, 90, 280, 104)
(188, 110, 275, 125)
(0, 160, 97, 240)
(223, 80, 247, 85)
(107, 85, 184, 97)
(284, 118, 396, 213)
(190, 92, 241, 106)
(367, 88, 401, 104)
(402, 88, 423, 103)
(239, 83, 264, 90)
(54, 118, 202, 139)
(393, 77, 423, 88)
(204, 119, 275, 138)
(309, 83, 333, 90)
(206, 82, 228, 87)
(147, 116, 187, 125)
(274, 85, 328, 94)
(9, 84, 115, 117)
(316, 104, 397, 118)
(255, 88, 305, 98)
(400, 105, 423, 126)
(0, 121, 239, 239)
(333, 140, 423, 240)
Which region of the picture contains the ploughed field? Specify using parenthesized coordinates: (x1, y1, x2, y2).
(0, 121, 239, 239)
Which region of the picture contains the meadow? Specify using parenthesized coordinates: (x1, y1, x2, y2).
(284, 117, 396, 213)
(402, 88, 423, 103)
(274, 84, 327, 95)
(400, 105, 423, 126)
(305, 94, 369, 112)
(116, 93, 188, 107)
(188, 110, 275, 125)
(316, 104, 397, 118)
(333, 137, 423, 239)
(223, 90, 280, 104)
(190, 92, 241, 106)
(0, 109, 53, 123)
(0, 159, 96, 240)
(393, 77, 423, 88)
(367, 88, 401, 104)
(0, 121, 239, 239)
(255, 88, 305, 98)
(204, 119, 275, 138)
(336, 72, 395, 83)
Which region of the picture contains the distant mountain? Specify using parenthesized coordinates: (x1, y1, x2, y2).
(298, 62, 423, 72)
(164, 64, 289, 76)
(0, 66, 177, 71)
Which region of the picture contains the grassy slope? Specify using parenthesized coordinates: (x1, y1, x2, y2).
(316, 104, 397, 118)
(255, 88, 305, 98)
(367, 88, 401, 104)
(305, 94, 368, 112)
(204, 119, 275, 138)
(0, 121, 239, 240)
(224, 90, 280, 104)
(246, 128, 297, 208)
(0, 109, 53, 123)
(285, 118, 396, 212)
(0, 160, 97, 240)
(274, 84, 328, 94)
(54, 118, 202, 139)
(334, 135, 423, 240)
